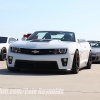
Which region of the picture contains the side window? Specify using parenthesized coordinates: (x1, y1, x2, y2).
(8, 38, 17, 43)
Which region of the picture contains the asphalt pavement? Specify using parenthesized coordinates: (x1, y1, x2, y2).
(0, 61, 100, 100)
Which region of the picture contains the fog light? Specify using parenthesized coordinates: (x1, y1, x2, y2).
(63, 58, 67, 62)
(8, 56, 13, 64)
(61, 58, 68, 66)
(9, 56, 13, 60)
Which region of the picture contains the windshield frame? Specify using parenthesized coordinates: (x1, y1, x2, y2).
(27, 31, 76, 42)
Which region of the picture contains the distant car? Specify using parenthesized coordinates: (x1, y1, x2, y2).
(88, 40, 100, 63)
(0, 36, 17, 61)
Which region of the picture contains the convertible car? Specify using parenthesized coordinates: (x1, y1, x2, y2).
(6, 31, 92, 74)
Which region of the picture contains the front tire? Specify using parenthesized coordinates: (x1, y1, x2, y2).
(71, 50, 80, 74)
(0, 48, 7, 61)
(86, 51, 92, 69)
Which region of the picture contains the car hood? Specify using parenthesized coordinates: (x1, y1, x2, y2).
(0, 43, 9, 48)
(91, 47, 100, 53)
(10, 40, 76, 49)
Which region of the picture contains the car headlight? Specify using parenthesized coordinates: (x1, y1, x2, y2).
(10, 47, 21, 53)
(53, 49, 67, 54)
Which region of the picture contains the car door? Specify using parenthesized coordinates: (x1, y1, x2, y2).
(77, 40, 85, 63)
(79, 42, 85, 61)
(83, 42, 90, 61)
(78, 39, 87, 65)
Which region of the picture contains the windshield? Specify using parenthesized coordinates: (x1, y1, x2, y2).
(0, 37, 7, 43)
(88, 41, 100, 47)
(27, 31, 75, 42)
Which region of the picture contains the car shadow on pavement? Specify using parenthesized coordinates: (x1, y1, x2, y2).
(92, 62, 100, 64)
(0, 68, 83, 76)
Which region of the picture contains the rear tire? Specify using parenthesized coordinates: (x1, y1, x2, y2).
(71, 50, 80, 74)
(86, 51, 92, 69)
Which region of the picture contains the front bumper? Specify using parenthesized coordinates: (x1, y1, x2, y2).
(92, 54, 100, 62)
(7, 52, 74, 71)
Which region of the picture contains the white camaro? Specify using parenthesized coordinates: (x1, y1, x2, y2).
(6, 31, 92, 74)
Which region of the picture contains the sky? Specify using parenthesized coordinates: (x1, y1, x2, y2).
(0, 0, 100, 40)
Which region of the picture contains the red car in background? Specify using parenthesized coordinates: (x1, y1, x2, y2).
(21, 33, 32, 41)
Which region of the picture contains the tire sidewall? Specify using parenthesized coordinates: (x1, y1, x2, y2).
(1, 48, 6, 61)
(72, 50, 80, 74)
(86, 51, 92, 69)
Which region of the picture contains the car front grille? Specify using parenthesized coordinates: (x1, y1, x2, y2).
(92, 57, 96, 60)
(14, 60, 59, 70)
(92, 57, 99, 61)
(20, 49, 56, 55)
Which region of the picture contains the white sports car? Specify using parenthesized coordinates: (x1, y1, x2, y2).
(0, 36, 17, 61)
(6, 31, 92, 74)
